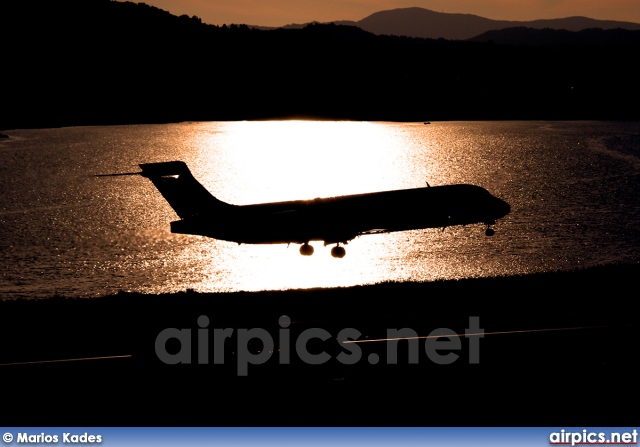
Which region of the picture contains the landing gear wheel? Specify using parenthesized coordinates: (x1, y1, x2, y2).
(331, 246, 346, 258)
(485, 227, 495, 237)
(300, 243, 314, 256)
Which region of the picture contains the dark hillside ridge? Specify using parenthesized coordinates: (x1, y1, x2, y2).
(470, 26, 640, 46)
(2, 0, 640, 130)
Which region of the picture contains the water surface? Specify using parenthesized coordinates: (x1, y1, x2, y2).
(1, 120, 638, 299)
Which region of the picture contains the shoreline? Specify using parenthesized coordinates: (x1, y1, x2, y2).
(1, 261, 637, 426)
(2, 260, 637, 302)
(3, 117, 640, 133)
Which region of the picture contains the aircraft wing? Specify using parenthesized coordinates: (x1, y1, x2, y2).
(357, 228, 389, 236)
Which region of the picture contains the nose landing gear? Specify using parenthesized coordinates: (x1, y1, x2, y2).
(484, 218, 497, 237)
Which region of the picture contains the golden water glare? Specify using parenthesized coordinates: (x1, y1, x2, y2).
(156, 120, 477, 292)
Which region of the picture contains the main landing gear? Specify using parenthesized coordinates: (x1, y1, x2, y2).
(299, 243, 314, 256)
(330, 245, 346, 258)
(299, 242, 346, 258)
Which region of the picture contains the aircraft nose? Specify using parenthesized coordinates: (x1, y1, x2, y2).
(494, 197, 510, 218)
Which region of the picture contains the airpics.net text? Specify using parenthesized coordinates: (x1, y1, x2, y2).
(155, 316, 484, 375)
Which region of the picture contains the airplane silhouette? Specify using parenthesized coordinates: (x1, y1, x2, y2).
(99, 161, 510, 258)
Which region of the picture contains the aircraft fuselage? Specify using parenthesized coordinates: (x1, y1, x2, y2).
(170, 183, 511, 246)
(112, 161, 512, 257)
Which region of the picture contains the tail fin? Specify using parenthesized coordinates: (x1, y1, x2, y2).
(139, 161, 232, 219)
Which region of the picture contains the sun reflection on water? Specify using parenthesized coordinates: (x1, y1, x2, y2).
(167, 120, 450, 292)
(193, 120, 437, 202)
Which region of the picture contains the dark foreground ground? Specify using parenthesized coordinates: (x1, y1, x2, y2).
(1, 263, 638, 427)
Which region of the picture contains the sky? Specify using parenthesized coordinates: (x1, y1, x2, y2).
(141, 0, 640, 27)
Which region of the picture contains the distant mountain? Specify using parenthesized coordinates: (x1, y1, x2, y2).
(278, 7, 640, 40)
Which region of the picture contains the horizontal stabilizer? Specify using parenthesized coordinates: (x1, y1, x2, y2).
(139, 161, 191, 177)
(94, 171, 142, 177)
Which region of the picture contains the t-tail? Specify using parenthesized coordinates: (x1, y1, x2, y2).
(139, 161, 233, 219)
